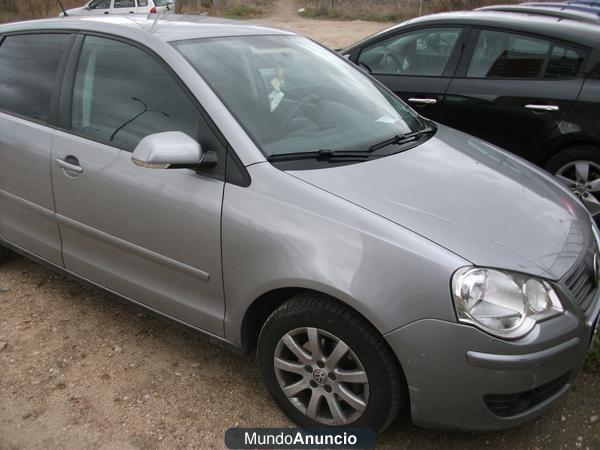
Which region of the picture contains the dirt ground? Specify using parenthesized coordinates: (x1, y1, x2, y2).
(1, 2, 600, 449)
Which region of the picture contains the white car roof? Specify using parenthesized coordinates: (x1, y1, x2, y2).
(0, 14, 295, 42)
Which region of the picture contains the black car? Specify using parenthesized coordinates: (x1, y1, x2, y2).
(342, 11, 600, 219)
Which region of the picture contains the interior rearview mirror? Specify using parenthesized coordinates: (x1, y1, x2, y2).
(131, 131, 217, 169)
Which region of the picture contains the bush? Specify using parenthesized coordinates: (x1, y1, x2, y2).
(297, 0, 521, 22)
(0, 0, 273, 21)
(0, 0, 82, 20)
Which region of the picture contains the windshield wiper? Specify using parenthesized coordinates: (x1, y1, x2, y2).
(267, 126, 436, 163)
(267, 148, 381, 163)
(368, 126, 435, 152)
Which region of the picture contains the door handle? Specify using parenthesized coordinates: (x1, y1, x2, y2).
(408, 98, 438, 105)
(104, 11, 109, 14)
(56, 157, 83, 175)
(525, 104, 559, 112)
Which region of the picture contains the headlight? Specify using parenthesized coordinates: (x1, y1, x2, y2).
(452, 267, 564, 339)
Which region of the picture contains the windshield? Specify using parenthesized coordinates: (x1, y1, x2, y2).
(172, 35, 425, 157)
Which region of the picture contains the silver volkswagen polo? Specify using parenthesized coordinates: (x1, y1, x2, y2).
(0, 15, 599, 434)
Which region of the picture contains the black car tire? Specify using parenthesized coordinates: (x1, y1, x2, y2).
(257, 294, 405, 434)
(0, 244, 9, 265)
(545, 145, 600, 219)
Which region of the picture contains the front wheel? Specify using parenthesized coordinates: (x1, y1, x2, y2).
(257, 294, 405, 434)
(545, 145, 600, 220)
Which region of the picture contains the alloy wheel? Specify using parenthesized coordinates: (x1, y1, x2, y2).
(273, 327, 369, 426)
(555, 160, 600, 219)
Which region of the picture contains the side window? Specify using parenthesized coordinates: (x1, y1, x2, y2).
(546, 45, 585, 78)
(467, 30, 585, 79)
(0, 33, 72, 122)
(138, 0, 149, 6)
(89, 0, 111, 9)
(114, 0, 135, 7)
(71, 36, 224, 160)
(357, 27, 462, 76)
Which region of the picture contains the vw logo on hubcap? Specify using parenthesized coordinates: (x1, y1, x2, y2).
(312, 368, 328, 385)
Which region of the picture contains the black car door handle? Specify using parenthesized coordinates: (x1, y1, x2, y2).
(525, 104, 559, 112)
(408, 98, 438, 105)
(56, 157, 83, 175)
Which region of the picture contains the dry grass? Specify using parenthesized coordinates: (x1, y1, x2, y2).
(298, 0, 521, 21)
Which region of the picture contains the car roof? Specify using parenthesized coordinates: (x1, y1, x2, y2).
(344, 10, 600, 52)
(477, 4, 600, 24)
(0, 13, 295, 42)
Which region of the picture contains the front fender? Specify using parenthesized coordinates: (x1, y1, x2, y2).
(221, 163, 467, 346)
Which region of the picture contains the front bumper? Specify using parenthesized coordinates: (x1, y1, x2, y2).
(384, 288, 600, 431)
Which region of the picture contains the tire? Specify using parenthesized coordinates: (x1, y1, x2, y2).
(544, 145, 600, 220)
(257, 294, 405, 434)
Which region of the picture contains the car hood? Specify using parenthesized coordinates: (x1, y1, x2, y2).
(289, 125, 592, 280)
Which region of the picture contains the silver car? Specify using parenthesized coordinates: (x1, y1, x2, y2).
(0, 15, 599, 434)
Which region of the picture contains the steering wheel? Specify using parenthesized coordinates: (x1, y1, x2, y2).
(281, 94, 320, 130)
(381, 50, 408, 74)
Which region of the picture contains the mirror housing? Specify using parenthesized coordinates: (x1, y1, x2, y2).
(132, 131, 216, 170)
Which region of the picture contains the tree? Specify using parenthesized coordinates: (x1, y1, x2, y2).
(319, 0, 336, 14)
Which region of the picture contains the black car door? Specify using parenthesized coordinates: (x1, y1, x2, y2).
(443, 27, 586, 162)
(353, 26, 469, 122)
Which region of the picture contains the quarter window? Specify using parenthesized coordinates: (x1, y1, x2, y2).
(71, 36, 220, 155)
(357, 27, 462, 76)
(0, 33, 72, 122)
(467, 30, 585, 79)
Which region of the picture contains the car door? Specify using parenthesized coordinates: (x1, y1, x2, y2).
(354, 26, 468, 122)
(51, 34, 228, 335)
(0, 32, 74, 266)
(86, 0, 112, 14)
(113, 0, 137, 14)
(444, 28, 586, 161)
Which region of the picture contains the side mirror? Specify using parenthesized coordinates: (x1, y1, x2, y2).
(131, 131, 217, 169)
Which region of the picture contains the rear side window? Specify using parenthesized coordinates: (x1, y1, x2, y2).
(114, 0, 135, 7)
(0, 33, 72, 122)
(71, 35, 221, 154)
(137, 0, 148, 6)
(467, 29, 585, 79)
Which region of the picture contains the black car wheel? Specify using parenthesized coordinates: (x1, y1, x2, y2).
(257, 294, 405, 434)
(0, 244, 8, 265)
(545, 145, 600, 221)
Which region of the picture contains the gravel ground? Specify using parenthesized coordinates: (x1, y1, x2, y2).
(1, 3, 600, 449)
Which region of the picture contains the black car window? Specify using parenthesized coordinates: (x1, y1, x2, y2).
(467, 30, 585, 79)
(89, 0, 111, 9)
(71, 35, 223, 157)
(357, 27, 462, 76)
(0, 33, 72, 123)
(114, 0, 135, 7)
(137, 0, 148, 6)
